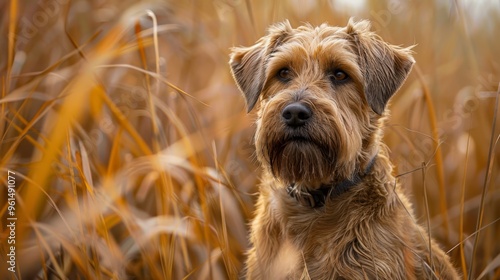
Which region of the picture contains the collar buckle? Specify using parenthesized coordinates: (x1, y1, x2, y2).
(286, 184, 325, 208)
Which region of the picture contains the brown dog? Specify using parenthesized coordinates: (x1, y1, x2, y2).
(230, 19, 459, 279)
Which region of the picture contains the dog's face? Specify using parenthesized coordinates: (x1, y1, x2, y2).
(230, 19, 414, 186)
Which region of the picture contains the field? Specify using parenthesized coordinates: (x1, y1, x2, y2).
(1, 0, 499, 279)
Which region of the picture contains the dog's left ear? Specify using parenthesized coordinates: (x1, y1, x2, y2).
(346, 19, 415, 115)
(230, 21, 293, 112)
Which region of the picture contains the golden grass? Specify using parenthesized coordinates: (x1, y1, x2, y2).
(1, 0, 499, 279)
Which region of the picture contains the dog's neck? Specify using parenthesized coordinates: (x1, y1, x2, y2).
(286, 155, 377, 208)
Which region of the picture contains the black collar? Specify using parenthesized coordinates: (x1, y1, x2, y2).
(286, 156, 377, 208)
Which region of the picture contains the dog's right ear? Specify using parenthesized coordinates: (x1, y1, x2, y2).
(229, 21, 292, 112)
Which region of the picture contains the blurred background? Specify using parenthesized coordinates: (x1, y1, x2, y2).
(1, 0, 499, 279)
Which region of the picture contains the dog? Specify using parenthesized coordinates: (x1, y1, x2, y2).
(229, 19, 459, 279)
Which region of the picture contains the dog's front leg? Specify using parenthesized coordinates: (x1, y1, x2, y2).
(245, 190, 286, 279)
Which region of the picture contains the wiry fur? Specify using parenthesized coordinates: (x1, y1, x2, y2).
(230, 19, 459, 279)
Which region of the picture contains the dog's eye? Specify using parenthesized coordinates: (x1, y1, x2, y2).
(330, 70, 349, 82)
(277, 68, 292, 81)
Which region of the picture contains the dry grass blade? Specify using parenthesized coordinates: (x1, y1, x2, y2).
(421, 162, 435, 271)
(414, 66, 450, 240)
(447, 217, 500, 255)
(459, 132, 471, 277)
(477, 253, 500, 280)
(6, 0, 18, 90)
(469, 84, 500, 279)
(19, 21, 130, 228)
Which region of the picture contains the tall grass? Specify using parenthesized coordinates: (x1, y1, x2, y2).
(1, 0, 499, 279)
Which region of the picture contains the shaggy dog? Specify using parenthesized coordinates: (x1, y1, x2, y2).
(230, 19, 459, 279)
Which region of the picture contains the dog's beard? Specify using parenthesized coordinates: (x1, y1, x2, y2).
(255, 98, 363, 186)
(266, 137, 337, 184)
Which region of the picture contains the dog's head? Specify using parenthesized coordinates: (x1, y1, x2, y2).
(229, 19, 414, 186)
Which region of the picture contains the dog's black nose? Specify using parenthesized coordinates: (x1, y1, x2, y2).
(282, 102, 312, 127)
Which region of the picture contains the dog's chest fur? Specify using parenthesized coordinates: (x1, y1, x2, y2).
(252, 171, 419, 280)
